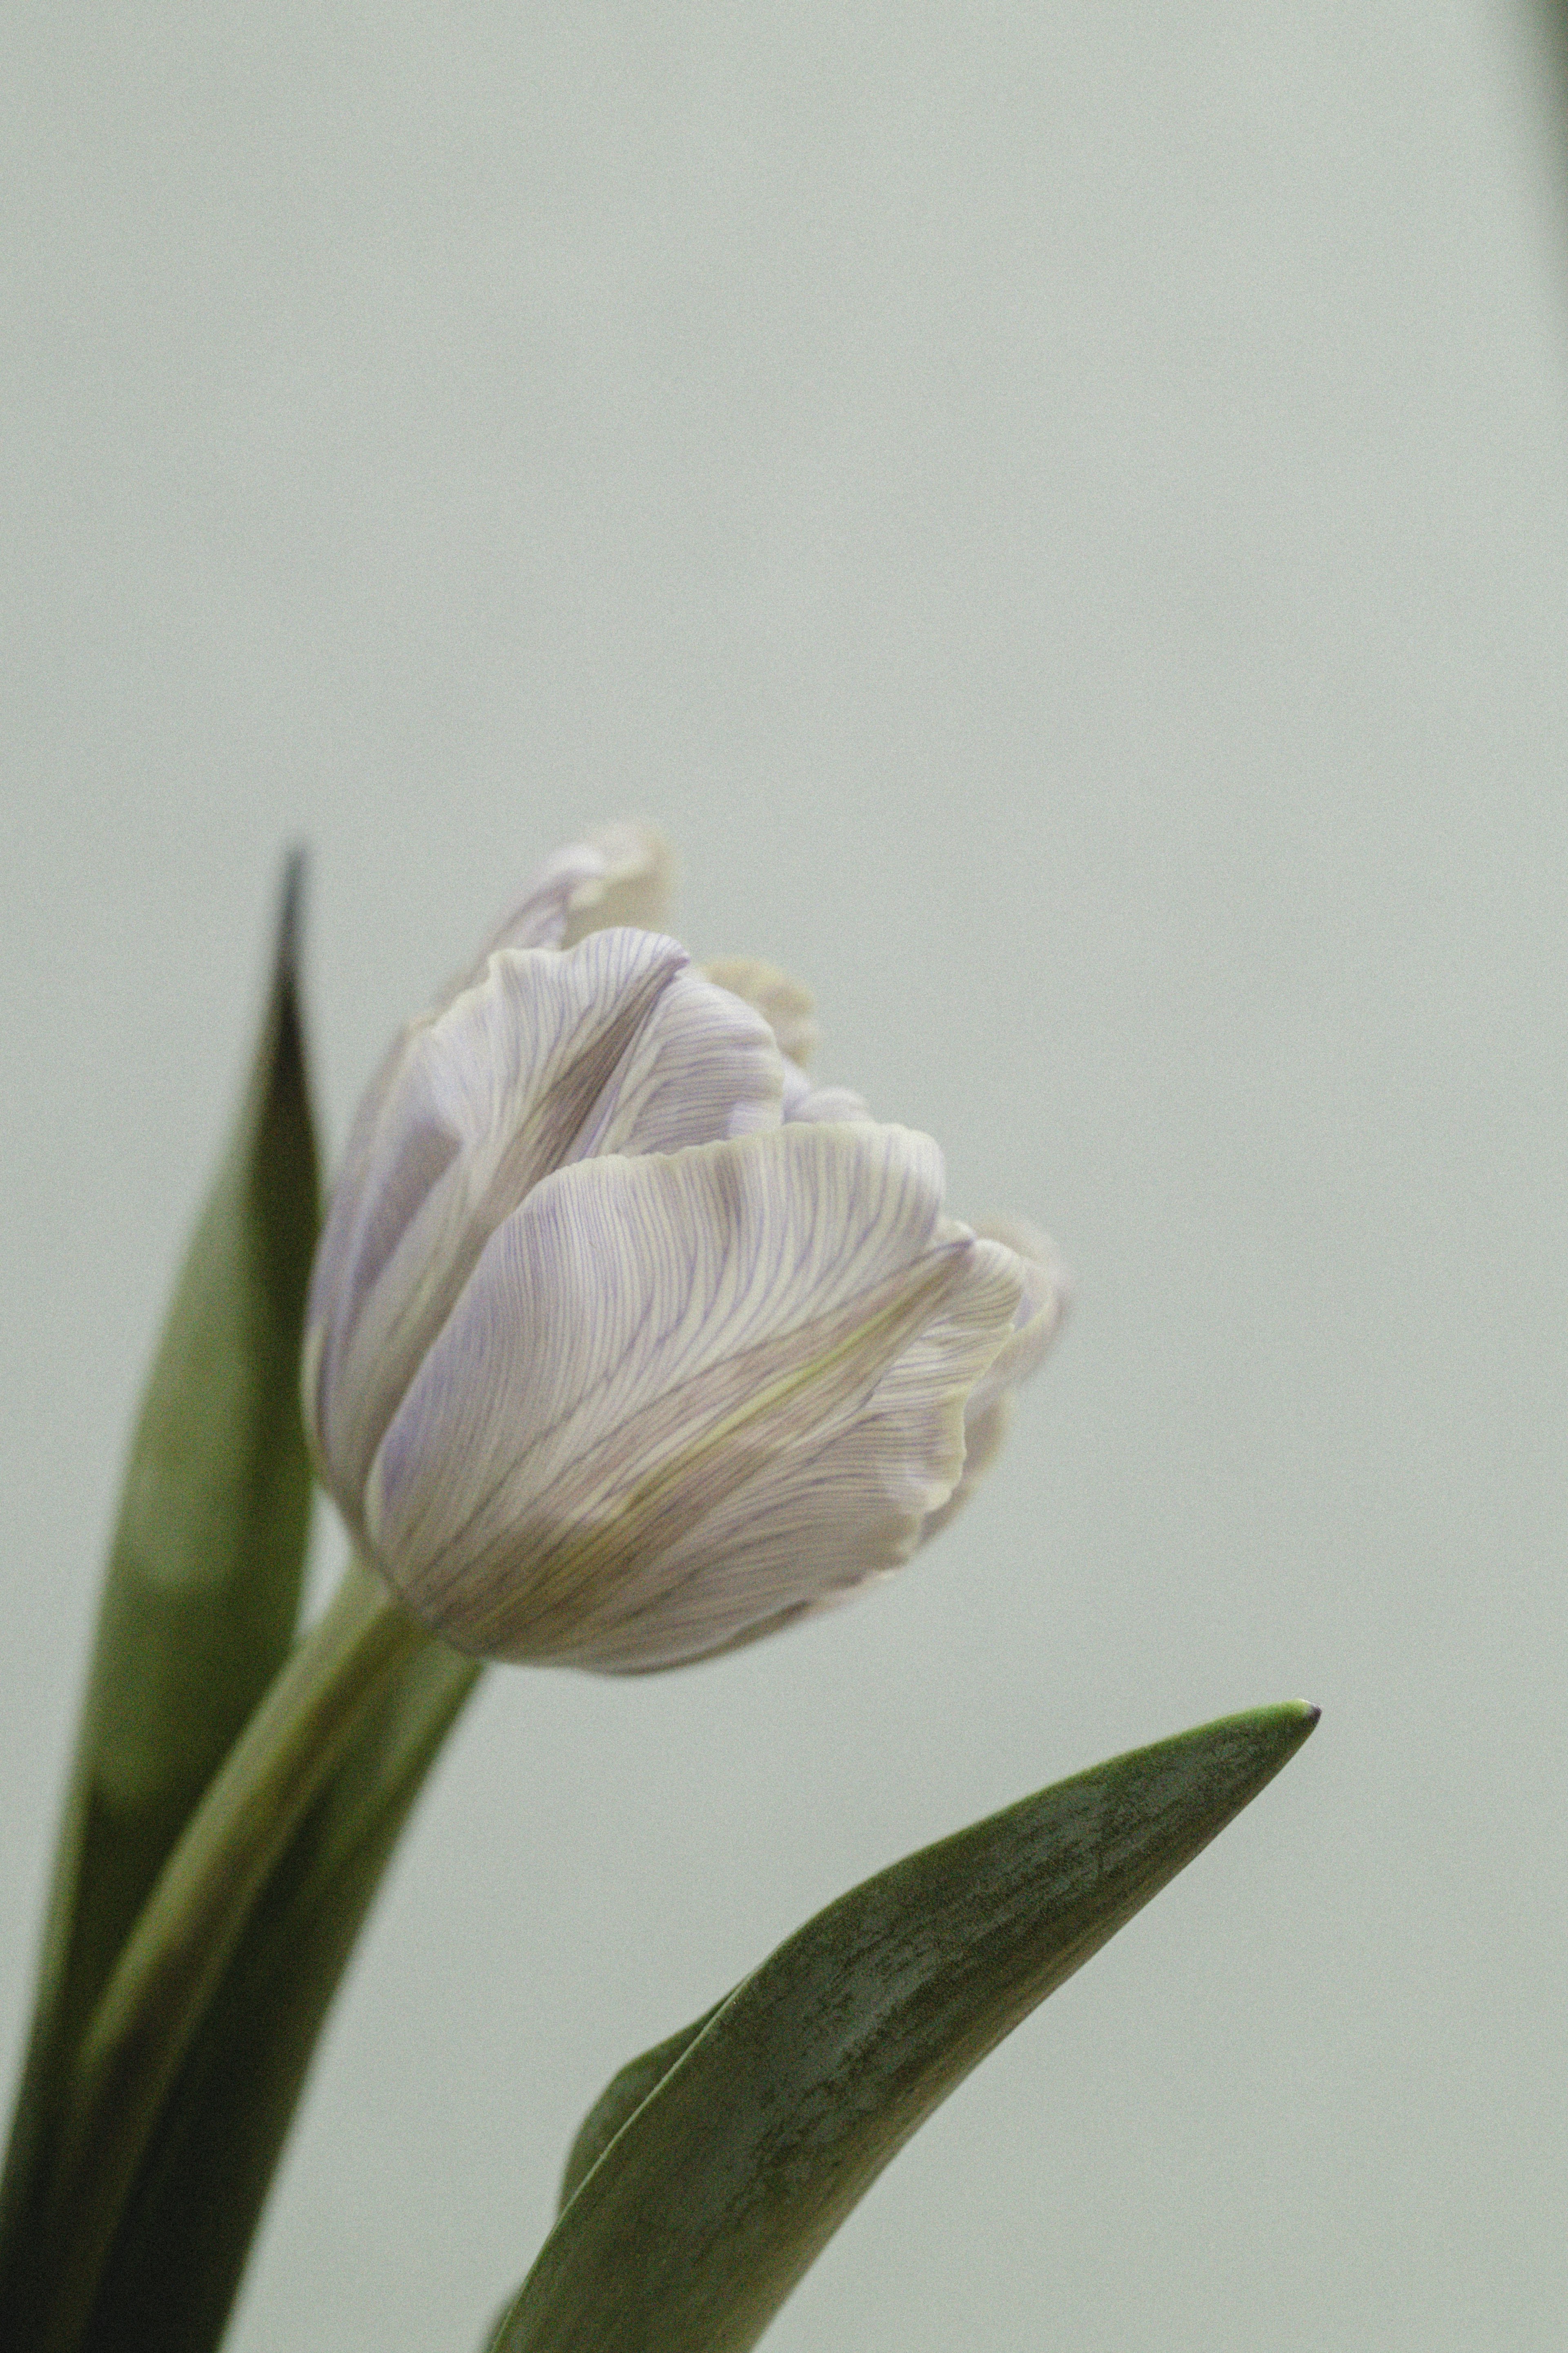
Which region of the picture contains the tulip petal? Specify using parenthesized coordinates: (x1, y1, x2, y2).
(309, 827, 670, 1326)
(918, 1218, 1069, 1543)
(917, 1389, 1014, 1544)
(481, 822, 674, 959)
(572, 966, 784, 1157)
(781, 1062, 873, 1124)
(966, 1217, 1069, 1411)
(365, 1124, 1025, 1667)
(310, 930, 782, 1516)
(584, 1234, 1026, 1670)
(701, 958, 820, 1067)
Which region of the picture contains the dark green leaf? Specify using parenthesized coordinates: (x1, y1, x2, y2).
(503, 1702, 1319, 2353)
(0, 860, 320, 2322)
(557, 2006, 722, 2217)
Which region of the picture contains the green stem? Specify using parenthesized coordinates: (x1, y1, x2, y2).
(33, 1557, 427, 2353)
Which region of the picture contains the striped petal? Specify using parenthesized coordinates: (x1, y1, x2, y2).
(306, 928, 782, 1518)
(306, 825, 673, 1421)
(919, 1217, 1069, 1543)
(704, 963, 877, 1120)
(966, 1217, 1069, 1407)
(781, 1061, 873, 1124)
(364, 1123, 1025, 1668)
(479, 821, 673, 959)
(585, 1231, 1026, 1669)
(701, 958, 820, 1066)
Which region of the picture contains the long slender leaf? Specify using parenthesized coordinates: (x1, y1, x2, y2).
(0, 862, 320, 2326)
(499, 1702, 1319, 2353)
(77, 1642, 481, 2353)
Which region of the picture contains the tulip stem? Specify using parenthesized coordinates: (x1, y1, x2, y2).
(31, 1555, 427, 2353)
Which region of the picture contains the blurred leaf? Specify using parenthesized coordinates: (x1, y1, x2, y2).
(76, 1641, 481, 2353)
(0, 860, 320, 2323)
(1543, 2, 1568, 108)
(502, 1703, 1319, 2353)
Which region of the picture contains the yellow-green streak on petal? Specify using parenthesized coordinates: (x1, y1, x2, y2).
(421, 1243, 988, 1659)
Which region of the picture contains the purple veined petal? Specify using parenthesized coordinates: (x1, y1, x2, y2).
(304, 824, 671, 1469)
(479, 821, 673, 960)
(700, 957, 820, 1067)
(571, 964, 784, 1155)
(965, 1217, 1069, 1408)
(781, 1060, 873, 1124)
(917, 1388, 1014, 1544)
(307, 928, 674, 1512)
(916, 1216, 1069, 1545)
(312, 927, 781, 1517)
(301, 994, 466, 1494)
(786, 1080, 874, 1124)
(401, 824, 677, 1059)
(574, 1234, 1027, 1670)
(363, 1122, 1025, 1668)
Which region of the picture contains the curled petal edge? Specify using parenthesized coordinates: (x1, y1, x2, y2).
(362, 1123, 1024, 1668)
(306, 928, 783, 1518)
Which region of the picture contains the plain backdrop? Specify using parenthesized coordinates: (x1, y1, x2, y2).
(3, 5, 1566, 2348)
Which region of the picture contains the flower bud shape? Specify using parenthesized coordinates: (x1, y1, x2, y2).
(304, 825, 1067, 1671)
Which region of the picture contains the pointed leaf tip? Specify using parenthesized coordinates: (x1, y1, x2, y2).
(507, 1702, 1320, 2353)
(0, 865, 323, 2335)
(274, 846, 307, 992)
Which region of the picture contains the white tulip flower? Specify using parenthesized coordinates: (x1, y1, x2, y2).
(303, 825, 1066, 1671)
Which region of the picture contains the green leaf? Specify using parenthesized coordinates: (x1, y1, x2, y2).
(0, 860, 320, 2322)
(501, 1702, 1319, 2353)
(76, 1640, 481, 2353)
(557, 2006, 722, 2217)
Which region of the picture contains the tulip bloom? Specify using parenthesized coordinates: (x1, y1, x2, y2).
(303, 826, 1065, 1671)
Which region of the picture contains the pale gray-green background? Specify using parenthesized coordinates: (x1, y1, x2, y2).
(3, 5, 1565, 2347)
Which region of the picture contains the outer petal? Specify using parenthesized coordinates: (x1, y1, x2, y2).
(304, 823, 672, 1398)
(915, 1388, 1015, 1545)
(964, 1217, 1069, 1408)
(307, 928, 782, 1517)
(365, 1123, 1025, 1667)
(918, 1216, 1069, 1543)
(589, 1231, 1026, 1668)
